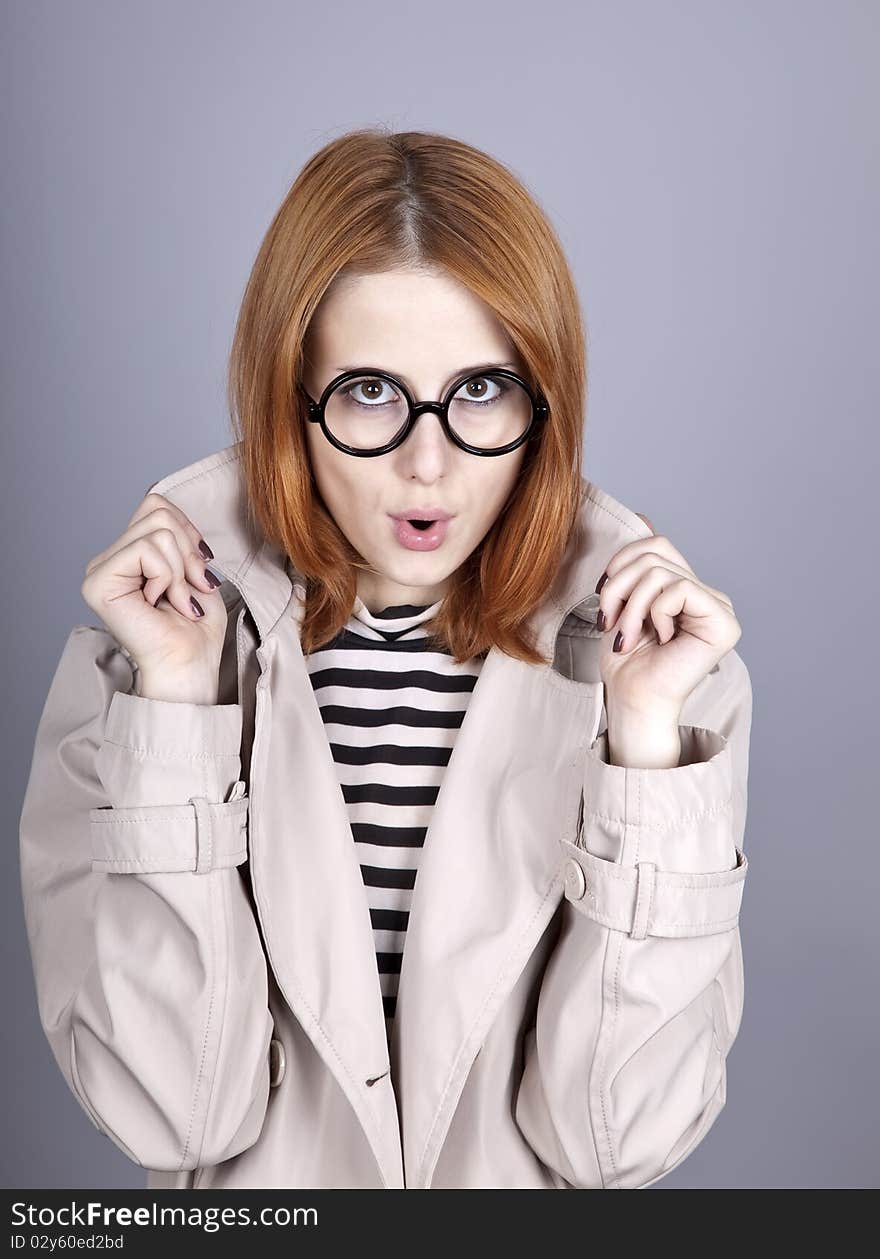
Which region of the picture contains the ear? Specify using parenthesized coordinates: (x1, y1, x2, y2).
(635, 512, 655, 533)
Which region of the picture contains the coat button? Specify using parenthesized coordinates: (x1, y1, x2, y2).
(564, 857, 587, 900)
(269, 1037, 286, 1088)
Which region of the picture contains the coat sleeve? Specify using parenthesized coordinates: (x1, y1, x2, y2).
(18, 623, 275, 1173)
(515, 646, 752, 1188)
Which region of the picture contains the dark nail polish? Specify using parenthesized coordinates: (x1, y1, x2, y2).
(190, 596, 205, 617)
(595, 572, 608, 595)
(198, 539, 214, 560)
(596, 609, 606, 632)
(613, 630, 623, 653)
(204, 568, 222, 589)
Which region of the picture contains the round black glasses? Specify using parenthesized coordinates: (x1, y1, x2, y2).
(296, 365, 549, 458)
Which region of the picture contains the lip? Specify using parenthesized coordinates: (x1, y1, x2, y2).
(389, 515, 452, 552)
(389, 509, 454, 522)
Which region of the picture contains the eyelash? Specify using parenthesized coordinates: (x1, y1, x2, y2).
(343, 377, 505, 409)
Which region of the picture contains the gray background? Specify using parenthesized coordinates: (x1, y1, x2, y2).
(3, 0, 877, 1189)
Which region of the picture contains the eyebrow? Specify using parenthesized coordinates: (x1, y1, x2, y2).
(331, 362, 521, 392)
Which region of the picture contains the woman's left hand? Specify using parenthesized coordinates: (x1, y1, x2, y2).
(595, 516, 742, 724)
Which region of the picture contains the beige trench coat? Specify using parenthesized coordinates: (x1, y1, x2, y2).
(19, 444, 752, 1190)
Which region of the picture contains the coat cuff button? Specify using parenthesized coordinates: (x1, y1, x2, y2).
(269, 1037, 286, 1088)
(564, 856, 587, 901)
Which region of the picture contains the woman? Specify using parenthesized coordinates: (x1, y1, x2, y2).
(19, 128, 751, 1190)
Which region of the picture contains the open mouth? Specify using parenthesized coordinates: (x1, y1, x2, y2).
(390, 514, 450, 551)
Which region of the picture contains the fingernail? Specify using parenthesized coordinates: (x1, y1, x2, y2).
(595, 572, 608, 595)
(190, 596, 205, 617)
(204, 568, 222, 589)
(596, 609, 606, 632)
(613, 630, 624, 653)
(198, 539, 214, 560)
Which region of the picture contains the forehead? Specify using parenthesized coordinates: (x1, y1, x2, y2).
(305, 270, 521, 376)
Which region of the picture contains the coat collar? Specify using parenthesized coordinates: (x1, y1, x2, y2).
(146, 441, 654, 653)
(147, 445, 295, 639)
(146, 442, 654, 1188)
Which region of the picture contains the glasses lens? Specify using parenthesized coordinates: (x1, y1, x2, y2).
(447, 373, 532, 450)
(322, 371, 534, 452)
(324, 374, 410, 451)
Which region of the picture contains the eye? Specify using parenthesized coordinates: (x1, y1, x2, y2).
(341, 377, 400, 408)
(453, 375, 504, 405)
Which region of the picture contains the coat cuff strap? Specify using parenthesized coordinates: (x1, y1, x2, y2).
(89, 782, 248, 874)
(559, 838, 748, 937)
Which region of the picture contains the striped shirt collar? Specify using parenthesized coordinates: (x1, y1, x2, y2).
(351, 595, 443, 636)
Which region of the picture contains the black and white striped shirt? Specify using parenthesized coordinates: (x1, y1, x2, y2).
(305, 595, 485, 1043)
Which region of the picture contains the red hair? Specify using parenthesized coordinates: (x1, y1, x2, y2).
(227, 127, 588, 665)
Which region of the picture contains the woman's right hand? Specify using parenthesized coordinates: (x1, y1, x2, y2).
(80, 493, 228, 704)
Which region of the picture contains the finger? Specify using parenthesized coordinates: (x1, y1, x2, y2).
(86, 504, 220, 597)
(599, 550, 735, 631)
(599, 554, 693, 633)
(648, 597, 678, 646)
(141, 529, 207, 619)
(601, 535, 698, 584)
(132, 497, 215, 569)
(601, 536, 735, 614)
(602, 535, 735, 610)
(127, 493, 210, 559)
(86, 500, 195, 573)
(604, 565, 685, 652)
(651, 579, 742, 650)
(84, 534, 205, 623)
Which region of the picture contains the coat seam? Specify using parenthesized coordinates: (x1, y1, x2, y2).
(570, 908, 741, 933)
(607, 929, 625, 1187)
(588, 926, 616, 1189)
(585, 799, 732, 832)
(584, 491, 651, 540)
(92, 851, 247, 867)
(99, 740, 240, 761)
(150, 448, 240, 497)
(193, 866, 233, 1171)
(178, 863, 214, 1168)
(596, 760, 640, 1189)
(178, 752, 224, 1170)
(91, 812, 245, 826)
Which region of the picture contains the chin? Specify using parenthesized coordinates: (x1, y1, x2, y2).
(386, 559, 451, 585)
(370, 551, 452, 586)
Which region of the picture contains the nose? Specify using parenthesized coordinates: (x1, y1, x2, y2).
(395, 405, 453, 468)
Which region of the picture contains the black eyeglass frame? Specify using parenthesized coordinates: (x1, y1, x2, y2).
(296, 365, 550, 458)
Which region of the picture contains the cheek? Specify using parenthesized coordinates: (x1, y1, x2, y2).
(471, 452, 526, 523)
(307, 443, 381, 542)
(307, 434, 352, 511)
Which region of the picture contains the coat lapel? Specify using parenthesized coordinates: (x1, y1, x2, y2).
(149, 447, 655, 1189)
(389, 632, 605, 1187)
(251, 604, 408, 1187)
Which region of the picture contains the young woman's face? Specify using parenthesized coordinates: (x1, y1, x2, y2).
(301, 269, 529, 614)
